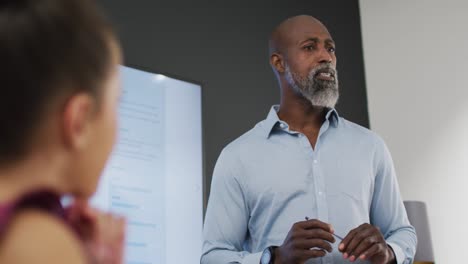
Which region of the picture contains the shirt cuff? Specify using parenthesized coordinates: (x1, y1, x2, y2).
(242, 251, 263, 264)
(387, 242, 405, 264)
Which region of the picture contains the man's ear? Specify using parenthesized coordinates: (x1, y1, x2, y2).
(61, 93, 95, 150)
(270, 52, 285, 74)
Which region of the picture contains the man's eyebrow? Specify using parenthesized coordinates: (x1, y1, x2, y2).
(325, 39, 335, 46)
(299, 37, 319, 45)
(299, 37, 335, 46)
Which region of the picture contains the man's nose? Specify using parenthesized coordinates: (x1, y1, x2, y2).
(317, 46, 333, 64)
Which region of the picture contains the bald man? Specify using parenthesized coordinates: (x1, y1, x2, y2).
(201, 15, 416, 264)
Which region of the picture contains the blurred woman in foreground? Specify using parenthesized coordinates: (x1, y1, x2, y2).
(0, 0, 125, 263)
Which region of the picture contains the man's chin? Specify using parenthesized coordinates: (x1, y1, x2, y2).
(305, 94, 339, 109)
(300, 88, 337, 107)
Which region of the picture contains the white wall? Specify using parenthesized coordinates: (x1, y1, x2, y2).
(359, 0, 468, 262)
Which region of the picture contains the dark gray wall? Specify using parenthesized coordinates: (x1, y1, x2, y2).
(98, 1, 369, 209)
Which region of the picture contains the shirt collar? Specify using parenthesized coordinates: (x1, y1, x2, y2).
(262, 105, 340, 138)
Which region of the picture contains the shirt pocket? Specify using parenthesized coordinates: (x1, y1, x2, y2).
(325, 160, 373, 202)
(325, 162, 373, 232)
(327, 177, 368, 201)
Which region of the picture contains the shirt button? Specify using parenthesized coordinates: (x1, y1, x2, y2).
(313, 160, 318, 164)
(318, 191, 323, 195)
(279, 123, 286, 128)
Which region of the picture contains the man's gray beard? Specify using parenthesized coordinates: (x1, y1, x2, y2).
(285, 63, 339, 109)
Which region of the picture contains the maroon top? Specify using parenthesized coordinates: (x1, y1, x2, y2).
(0, 190, 66, 240)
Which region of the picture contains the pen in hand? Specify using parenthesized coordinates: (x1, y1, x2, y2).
(305, 216, 344, 241)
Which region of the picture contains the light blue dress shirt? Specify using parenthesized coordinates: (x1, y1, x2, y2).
(201, 106, 417, 264)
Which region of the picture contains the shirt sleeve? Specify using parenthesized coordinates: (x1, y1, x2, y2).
(201, 148, 262, 264)
(370, 137, 418, 264)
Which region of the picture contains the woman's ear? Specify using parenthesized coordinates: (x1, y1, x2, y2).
(61, 93, 95, 150)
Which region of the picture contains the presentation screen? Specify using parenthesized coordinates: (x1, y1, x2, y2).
(91, 65, 203, 264)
